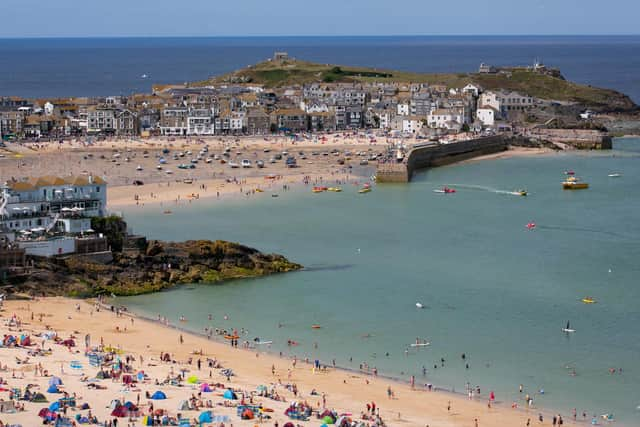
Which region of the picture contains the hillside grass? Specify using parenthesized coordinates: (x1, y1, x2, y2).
(195, 59, 636, 110)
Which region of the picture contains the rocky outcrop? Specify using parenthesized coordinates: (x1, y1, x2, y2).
(7, 239, 302, 297)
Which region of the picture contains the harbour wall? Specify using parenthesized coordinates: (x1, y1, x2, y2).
(376, 136, 507, 183)
(376, 130, 612, 183)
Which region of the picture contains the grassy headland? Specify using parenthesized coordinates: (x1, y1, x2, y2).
(197, 59, 636, 111)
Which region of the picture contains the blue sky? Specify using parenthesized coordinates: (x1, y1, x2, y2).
(1, 0, 637, 37)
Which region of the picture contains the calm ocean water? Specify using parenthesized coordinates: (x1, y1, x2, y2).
(0, 36, 639, 102)
(119, 138, 640, 425)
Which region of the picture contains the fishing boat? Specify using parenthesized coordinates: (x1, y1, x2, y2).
(581, 297, 596, 304)
(562, 176, 589, 190)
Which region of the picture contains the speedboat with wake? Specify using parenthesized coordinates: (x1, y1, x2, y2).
(434, 186, 456, 194)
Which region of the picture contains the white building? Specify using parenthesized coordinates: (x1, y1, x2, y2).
(397, 103, 410, 116)
(479, 91, 501, 112)
(0, 175, 107, 234)
(476, 107, 497, 127)
(186, 108, 215, 135)
(462, 84, 481, 97)
(402, 117, 425, 134)
(427, 109, 464, 129)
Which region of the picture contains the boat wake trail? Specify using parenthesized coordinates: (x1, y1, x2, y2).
(535, 225, 625, 238)
(444, 184, 523, 196)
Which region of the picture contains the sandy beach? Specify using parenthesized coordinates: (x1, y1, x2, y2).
(0, 135, 551, 209)
(0, 297, 580, 427)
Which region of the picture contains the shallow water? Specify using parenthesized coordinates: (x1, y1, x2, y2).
(120, 138, 640, 425)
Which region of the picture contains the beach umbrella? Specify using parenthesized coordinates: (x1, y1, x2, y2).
(198, 411, 213, 423)
(187, 375, 198, 384)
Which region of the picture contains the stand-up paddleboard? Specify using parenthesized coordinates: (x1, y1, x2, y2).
(410, 342, 430, 347)
(255, 341, 273, 345)
(562, 321, 576, 333)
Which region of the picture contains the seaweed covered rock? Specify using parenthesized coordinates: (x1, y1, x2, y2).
(5, 239, 302, 297)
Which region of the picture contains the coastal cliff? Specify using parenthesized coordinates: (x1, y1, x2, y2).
(4, 218, 302, 297)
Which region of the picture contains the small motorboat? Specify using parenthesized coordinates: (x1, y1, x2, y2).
(581, 297, 596, 304)
(434, 186, 456, 194)
(416, 302, 424, 309)
(562, 176, 589, 190)
(311, 325, 322, 329)
(608, 173, 621, 178)
(526, 222, 536, 230)
(517, 189, 528, 196)
(564, 170, 575, 176)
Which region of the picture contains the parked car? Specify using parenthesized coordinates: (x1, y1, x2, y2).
(256, 160, 265, 168)
(241, 159, 252, 168)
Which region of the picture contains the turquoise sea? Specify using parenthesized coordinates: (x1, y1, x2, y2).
(119, 138, 640, 425)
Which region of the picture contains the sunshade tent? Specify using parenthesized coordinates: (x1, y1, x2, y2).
(48, 401, 60, 411)
(177, 400, 190, 411)
(141, 415, 153, 425)
(198, 411, 213, 423)
(222, 389, 237, 400)
(199, 383, 212, 392)
(46, 384, 60, 393)
(150, 390, 166, 400)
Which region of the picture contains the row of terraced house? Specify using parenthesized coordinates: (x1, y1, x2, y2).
(1, 70, 540, 140)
